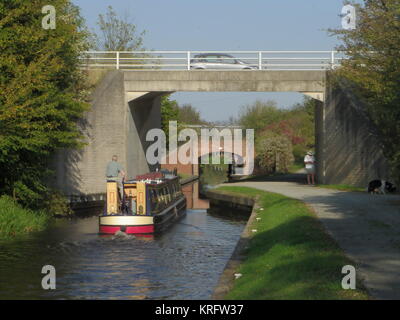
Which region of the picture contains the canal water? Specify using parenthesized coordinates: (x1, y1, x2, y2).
(0, 167, 246, 300)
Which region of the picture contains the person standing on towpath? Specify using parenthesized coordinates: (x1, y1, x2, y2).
(304, 150, 316, 185)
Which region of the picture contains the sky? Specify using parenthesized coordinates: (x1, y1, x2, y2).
(72, 0, 353, 122)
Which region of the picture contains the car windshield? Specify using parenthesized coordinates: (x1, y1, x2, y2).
(194, 54, 236, 63)
(236, 59, 247, 64)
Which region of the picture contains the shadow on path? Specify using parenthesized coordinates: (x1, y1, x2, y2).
(232, 172, 307, 184)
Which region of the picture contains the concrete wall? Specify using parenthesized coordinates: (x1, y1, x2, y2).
(55, 71, 162, 195)
(315, 99, 325, 183)
(126, 92, 162, 177)
(316, 76, 390, 186)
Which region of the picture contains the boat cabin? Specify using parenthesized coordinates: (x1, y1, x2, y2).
(106, 172, 183, 216)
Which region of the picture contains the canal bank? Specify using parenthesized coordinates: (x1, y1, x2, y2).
(208, 186, 369, 300)
(0, 196, 51, 239)
(205, 190, 257, 299)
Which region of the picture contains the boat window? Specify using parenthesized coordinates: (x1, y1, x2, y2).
(172, 183, 177, 197)
(168, 184, 172, 198)
(175, 182, 181, 196)
(150, 189, 157, 205)
(162, 188, 165, 202)
(155, 189, 161, 208)
(174, 182, 179, 197)
(157, 189, 164, 210)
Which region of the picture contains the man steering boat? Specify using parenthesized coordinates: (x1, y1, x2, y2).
(105, 155, 125, 198)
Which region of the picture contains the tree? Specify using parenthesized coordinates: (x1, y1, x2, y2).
(0, 0, 90, 208)
(238, 100, 285, 132)
(96, 6, 145, 51)
(177, 104, 205, 125)
(160, 95, 179, 148)
(241, 97, 315, 166)
(256, 132, 294, 174)
(329, 0, 400, 180)
(284, 97, 316, 162)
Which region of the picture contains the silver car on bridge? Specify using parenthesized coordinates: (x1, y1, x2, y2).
(190, 53, 257, 70)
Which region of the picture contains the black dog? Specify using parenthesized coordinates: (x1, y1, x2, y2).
(367, 180, 396, 194)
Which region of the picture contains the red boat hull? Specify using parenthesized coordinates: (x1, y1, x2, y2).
(99, 197, 186, 235)
(99, 224, 155, 234)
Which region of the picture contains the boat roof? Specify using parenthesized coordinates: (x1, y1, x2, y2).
(124, 171, 178, 185)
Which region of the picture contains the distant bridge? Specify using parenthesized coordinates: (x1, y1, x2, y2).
(80, 50, 344, 71)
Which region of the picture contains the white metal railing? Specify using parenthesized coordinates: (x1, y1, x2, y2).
(80, 51, 345, 71)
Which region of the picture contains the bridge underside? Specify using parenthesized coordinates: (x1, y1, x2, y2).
(124, 70, 325, 100)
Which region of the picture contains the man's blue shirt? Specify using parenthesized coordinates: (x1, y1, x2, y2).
(106, 161, 123, 177)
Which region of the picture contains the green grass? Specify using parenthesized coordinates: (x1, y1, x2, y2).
(178, 173, 192, 180)
(289, 163, 304, 173)
(215, 186, 369, 300)
(243, 163, 304, 181)
(367, 219, 391, 230)
(317, 184, 365, 192)
(0, 195, 51, 239)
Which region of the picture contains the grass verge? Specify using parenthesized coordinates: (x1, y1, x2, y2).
(178, 173, 192, 180)
(316, 184, 365, 192)
(0, 195, 51, 239)
(215, 186, 369, 300)
(289, 163, 304, 173)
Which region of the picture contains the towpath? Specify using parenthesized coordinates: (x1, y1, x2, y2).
(224, 173, 400, 299)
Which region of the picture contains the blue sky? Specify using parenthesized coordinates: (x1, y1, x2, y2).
(73, 0, 351, 121)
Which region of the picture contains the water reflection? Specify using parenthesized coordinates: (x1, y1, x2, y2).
(182, 164, 229, 210)
(182, 181, 209, 210)
(199, 163, 230, 194)
(0, 210, 245, 300)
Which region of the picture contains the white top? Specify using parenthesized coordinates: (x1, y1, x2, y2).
(304, 155, 315, 169)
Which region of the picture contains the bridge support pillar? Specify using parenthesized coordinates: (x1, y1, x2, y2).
(301, 92, 324, 102)
(126, 92, 165, 178)
(53, 71, 164, 196)
(314, 99, 326, 184)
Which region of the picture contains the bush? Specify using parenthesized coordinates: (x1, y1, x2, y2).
(292, 144, 307, 164)
(256, 132, 294, 174)
(43, 191, 73, 217)
(238, 97, 315, 172)
(0, 195, 50, 238)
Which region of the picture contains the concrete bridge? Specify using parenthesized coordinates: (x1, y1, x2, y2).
(124, 70, 325, 100)
(54, 67, 389, 196)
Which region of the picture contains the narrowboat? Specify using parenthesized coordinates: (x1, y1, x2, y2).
(99, 171, 186, 235)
